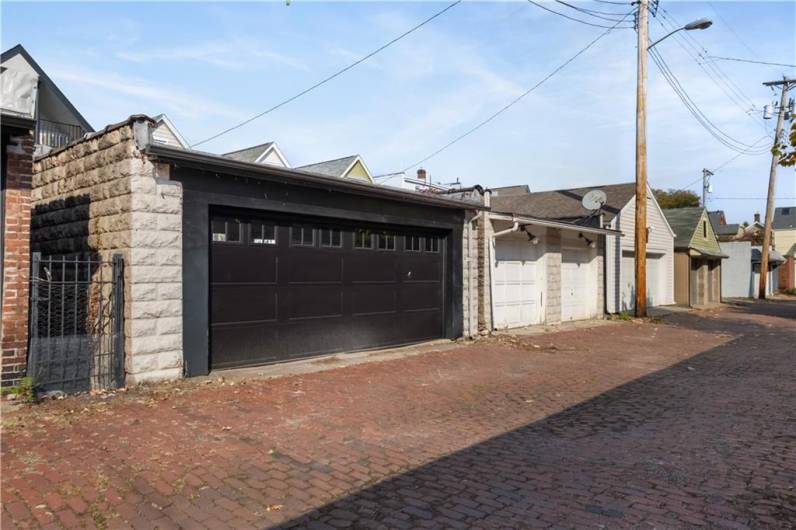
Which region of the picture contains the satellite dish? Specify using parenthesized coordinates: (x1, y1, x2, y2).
(582, 189, 607, 211)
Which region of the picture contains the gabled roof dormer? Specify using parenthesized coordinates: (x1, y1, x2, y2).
(223, 141, 290, 168)
(296, 154, 373, 183)
(152, 114, 189, 149)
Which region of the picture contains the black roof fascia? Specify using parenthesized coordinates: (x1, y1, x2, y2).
(146, 143, 484, 211)
(1, 44, 94, 132)
(1, 112, 36, 131)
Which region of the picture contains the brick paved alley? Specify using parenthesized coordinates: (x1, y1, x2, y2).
(2, 299, 795, 529)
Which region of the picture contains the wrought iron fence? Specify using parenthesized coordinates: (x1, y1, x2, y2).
(27, 253, 124, 393)
(37, 119, 86, 149)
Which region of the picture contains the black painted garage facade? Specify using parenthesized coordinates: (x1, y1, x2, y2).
(147, 145, 468, 377)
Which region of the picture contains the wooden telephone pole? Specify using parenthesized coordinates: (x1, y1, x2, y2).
(634, 0, 649, 317)
(758, 77, 794, 299)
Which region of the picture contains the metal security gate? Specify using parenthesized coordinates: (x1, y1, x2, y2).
(27, 253, 124, 393)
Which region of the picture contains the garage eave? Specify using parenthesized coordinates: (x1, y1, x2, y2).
(146, 143, 484, 211)
(490, 212, 622, 236)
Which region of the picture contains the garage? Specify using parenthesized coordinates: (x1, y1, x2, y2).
(620, 252, 667, 310)
(210, 211, 446, 369)
(561, 242, 599, 322)
(492, 235, 545, 329)
(146, 143, 469, 377)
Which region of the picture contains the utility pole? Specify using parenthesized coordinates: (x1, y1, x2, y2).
(702, 168, 713, 206)
(634, 0, 649, 317)
(758, 77, 795, 299)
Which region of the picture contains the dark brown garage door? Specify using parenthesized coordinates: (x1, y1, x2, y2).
(210, 211, 447, 369)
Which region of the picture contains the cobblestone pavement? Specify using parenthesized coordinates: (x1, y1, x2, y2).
(2, 299, 795, 529)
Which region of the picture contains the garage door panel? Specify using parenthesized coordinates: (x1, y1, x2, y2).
(345, 253, 398, 283)
(212, 247, 277, 284)
(561, 246, 598, 322)
(493, 239, 544, 328)
(351, 286, 398, 316)
(400, 258, 442, 282)
(401, 283, 442, 312)
(211, 322, 282, 368)
(211, 285, 277, 324)
(210, 212, 446, 369)
(287, 286, 344, 320)
(286, 254, 343, 284)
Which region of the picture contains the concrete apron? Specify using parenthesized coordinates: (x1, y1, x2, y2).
(204, 339, 459, 383)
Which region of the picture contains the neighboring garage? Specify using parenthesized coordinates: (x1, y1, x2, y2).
(487, 209, 617, 329)
(209, 211, 446, 369)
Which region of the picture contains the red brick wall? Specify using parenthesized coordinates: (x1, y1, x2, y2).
(1, 129, 34, 387)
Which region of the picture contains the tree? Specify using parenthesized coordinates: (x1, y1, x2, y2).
(653, 188, 701, 209)
(775, 121, 796, 167)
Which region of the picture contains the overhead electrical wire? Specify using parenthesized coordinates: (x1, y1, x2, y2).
(525, 0, 634, 29)
(190, 0, 462, 148)
(553, 0, 632, 20)
(706, 56, 796, 69)
(650, 48, 771, 155)
(671, 134, 772, 193)
(706, 1, 760, 59)
(401, 13, 632, 171)
(654, 9, 770, 135)
(659, 7, 761, 114)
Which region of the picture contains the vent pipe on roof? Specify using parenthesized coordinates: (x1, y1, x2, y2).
(417, 168, 427, 182)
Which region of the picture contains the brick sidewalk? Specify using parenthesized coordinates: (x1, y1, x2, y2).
(2, 300, 795, 529)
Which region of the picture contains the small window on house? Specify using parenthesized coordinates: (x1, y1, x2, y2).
(782, 208, 791, 215)
(354, 228, 373, 249)
(377, 232, 396, 251)
(290, 225, 315, 247)
(703, 220, 707, 238)
(424, 236, 440, 253)
(319, 228, 342, 248)
(405, 235, 422, 252)
(212, 218, 241, 243)
(251, 221, 276, 245)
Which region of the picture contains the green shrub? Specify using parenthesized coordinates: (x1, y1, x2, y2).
(1, 376, 37, 403)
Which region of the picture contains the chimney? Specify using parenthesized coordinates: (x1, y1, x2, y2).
(416, 168, 427, 182)
(754, 212, 760, 223)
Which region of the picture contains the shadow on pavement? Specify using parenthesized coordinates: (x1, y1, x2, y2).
(274, 301, 796, 529)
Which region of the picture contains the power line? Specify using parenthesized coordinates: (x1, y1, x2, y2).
(592, 0, 633, 4)
(650, 48, 770, 154)
(706, 1, 760, 59)
(654, 9, 768, 132)
(712, 197, 796, 200)
(401, 13, 631, 172)
(553, 0, 632, 20)
(191, 0, 462, 148)
(526, 0, 634, 29)
(707, 56, 796, 69)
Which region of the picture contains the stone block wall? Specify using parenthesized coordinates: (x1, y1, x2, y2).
(544, 227, 562, 324)
(462, 212, 477, 338)
(32, 117, 183, 384)
(477, 212, 493, 333)
(1, 128, 34, 387)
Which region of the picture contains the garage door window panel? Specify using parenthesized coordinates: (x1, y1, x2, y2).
(377, 232, 396, 251)
(424, 236, 440, 253)
(291, 225, 315, 247)
(251, 221, 276, 245)
(405, 235, 422, 252)
(319, 228, 342, 248)
(354, 228, 374, 249)
(212, 217, 242, 244)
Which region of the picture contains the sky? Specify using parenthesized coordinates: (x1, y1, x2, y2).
(2, 0, 794, 223)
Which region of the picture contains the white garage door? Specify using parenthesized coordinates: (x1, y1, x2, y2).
(492, 238, 545, 329)
(620, 253, 664, 310)
(561, 246, 598, 322)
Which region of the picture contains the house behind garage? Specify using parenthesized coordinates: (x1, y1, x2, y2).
(31, 116, 481, 383)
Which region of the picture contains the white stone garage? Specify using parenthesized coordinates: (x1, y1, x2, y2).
(487, 212, 618, 329)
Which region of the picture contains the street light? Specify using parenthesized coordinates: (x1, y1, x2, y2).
(633, 5, 712, 318)
(649, 18, 713, 49)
